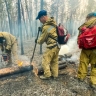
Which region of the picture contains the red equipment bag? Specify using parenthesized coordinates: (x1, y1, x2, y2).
(57, 26, 70, 44)
(78, 26, 96, 49)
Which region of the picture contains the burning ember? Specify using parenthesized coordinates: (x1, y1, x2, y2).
(17, 60, 23, 67)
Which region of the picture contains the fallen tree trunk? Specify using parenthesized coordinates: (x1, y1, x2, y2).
(59, 61, 67, 65)
(37, 63, 67, 75)
(0, 61, 67, 78)
(0, 64, 33, 78)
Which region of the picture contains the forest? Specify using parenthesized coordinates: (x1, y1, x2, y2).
(0, 1, 96, 95)
(0, 0, 96, 54)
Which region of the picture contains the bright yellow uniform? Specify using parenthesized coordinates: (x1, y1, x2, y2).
(77, 17, 96, 84)
(0, 32, 18, 64)
(37, 18, 60, 77)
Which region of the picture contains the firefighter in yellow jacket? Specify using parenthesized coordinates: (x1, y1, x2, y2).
(36, 10, 60, 79)
(77, 13, 96, 89)
(0, 32, 21, 66)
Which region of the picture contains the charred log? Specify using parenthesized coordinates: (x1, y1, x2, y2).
(37, 63, 67, 75)
(0, 60, 68, 78)
(0, 64, 33, 78)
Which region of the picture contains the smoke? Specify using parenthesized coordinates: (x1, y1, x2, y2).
(59, 36, 80, 55)
(59, 35, 81, 63)
(67, 35, 80, 53)
(59, 45, 69, 55)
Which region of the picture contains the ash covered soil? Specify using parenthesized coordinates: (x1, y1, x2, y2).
(0, 38, 95, 96)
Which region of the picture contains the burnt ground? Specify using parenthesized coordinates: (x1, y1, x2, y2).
(0, 38, 96, 96)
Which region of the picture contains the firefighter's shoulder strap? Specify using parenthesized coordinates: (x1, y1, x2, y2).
(47, 25, 58, 41)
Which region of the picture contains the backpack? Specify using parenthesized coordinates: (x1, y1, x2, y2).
(48, 25, 70, 44)
(56, 26, 70, 44)
(78, 26, 96, 49)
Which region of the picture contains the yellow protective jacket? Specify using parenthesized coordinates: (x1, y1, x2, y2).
(0, 32, 16, 50)
(37, 18, 57, 48)
(78, 17, 96, 34)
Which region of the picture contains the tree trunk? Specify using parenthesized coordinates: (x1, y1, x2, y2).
(56, 0, 59, 24)
(21, 3, 29, 39)
(35, 0, 38, 36)
(18, 0, 24, 55)
(25, 0, 33, 38)
(4, 0, 12, 33)
(39, 0, 44, 54)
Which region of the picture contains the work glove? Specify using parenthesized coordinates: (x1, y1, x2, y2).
(35, 39, 37, 43)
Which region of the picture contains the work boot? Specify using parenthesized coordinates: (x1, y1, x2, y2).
(51, 76, 58, 80)
(39, 75, 51, 80)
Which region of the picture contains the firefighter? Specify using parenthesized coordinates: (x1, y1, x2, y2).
(0, 32, 21, 66)
(77, 12, 96, 89)
(36, 10, 60, 80)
